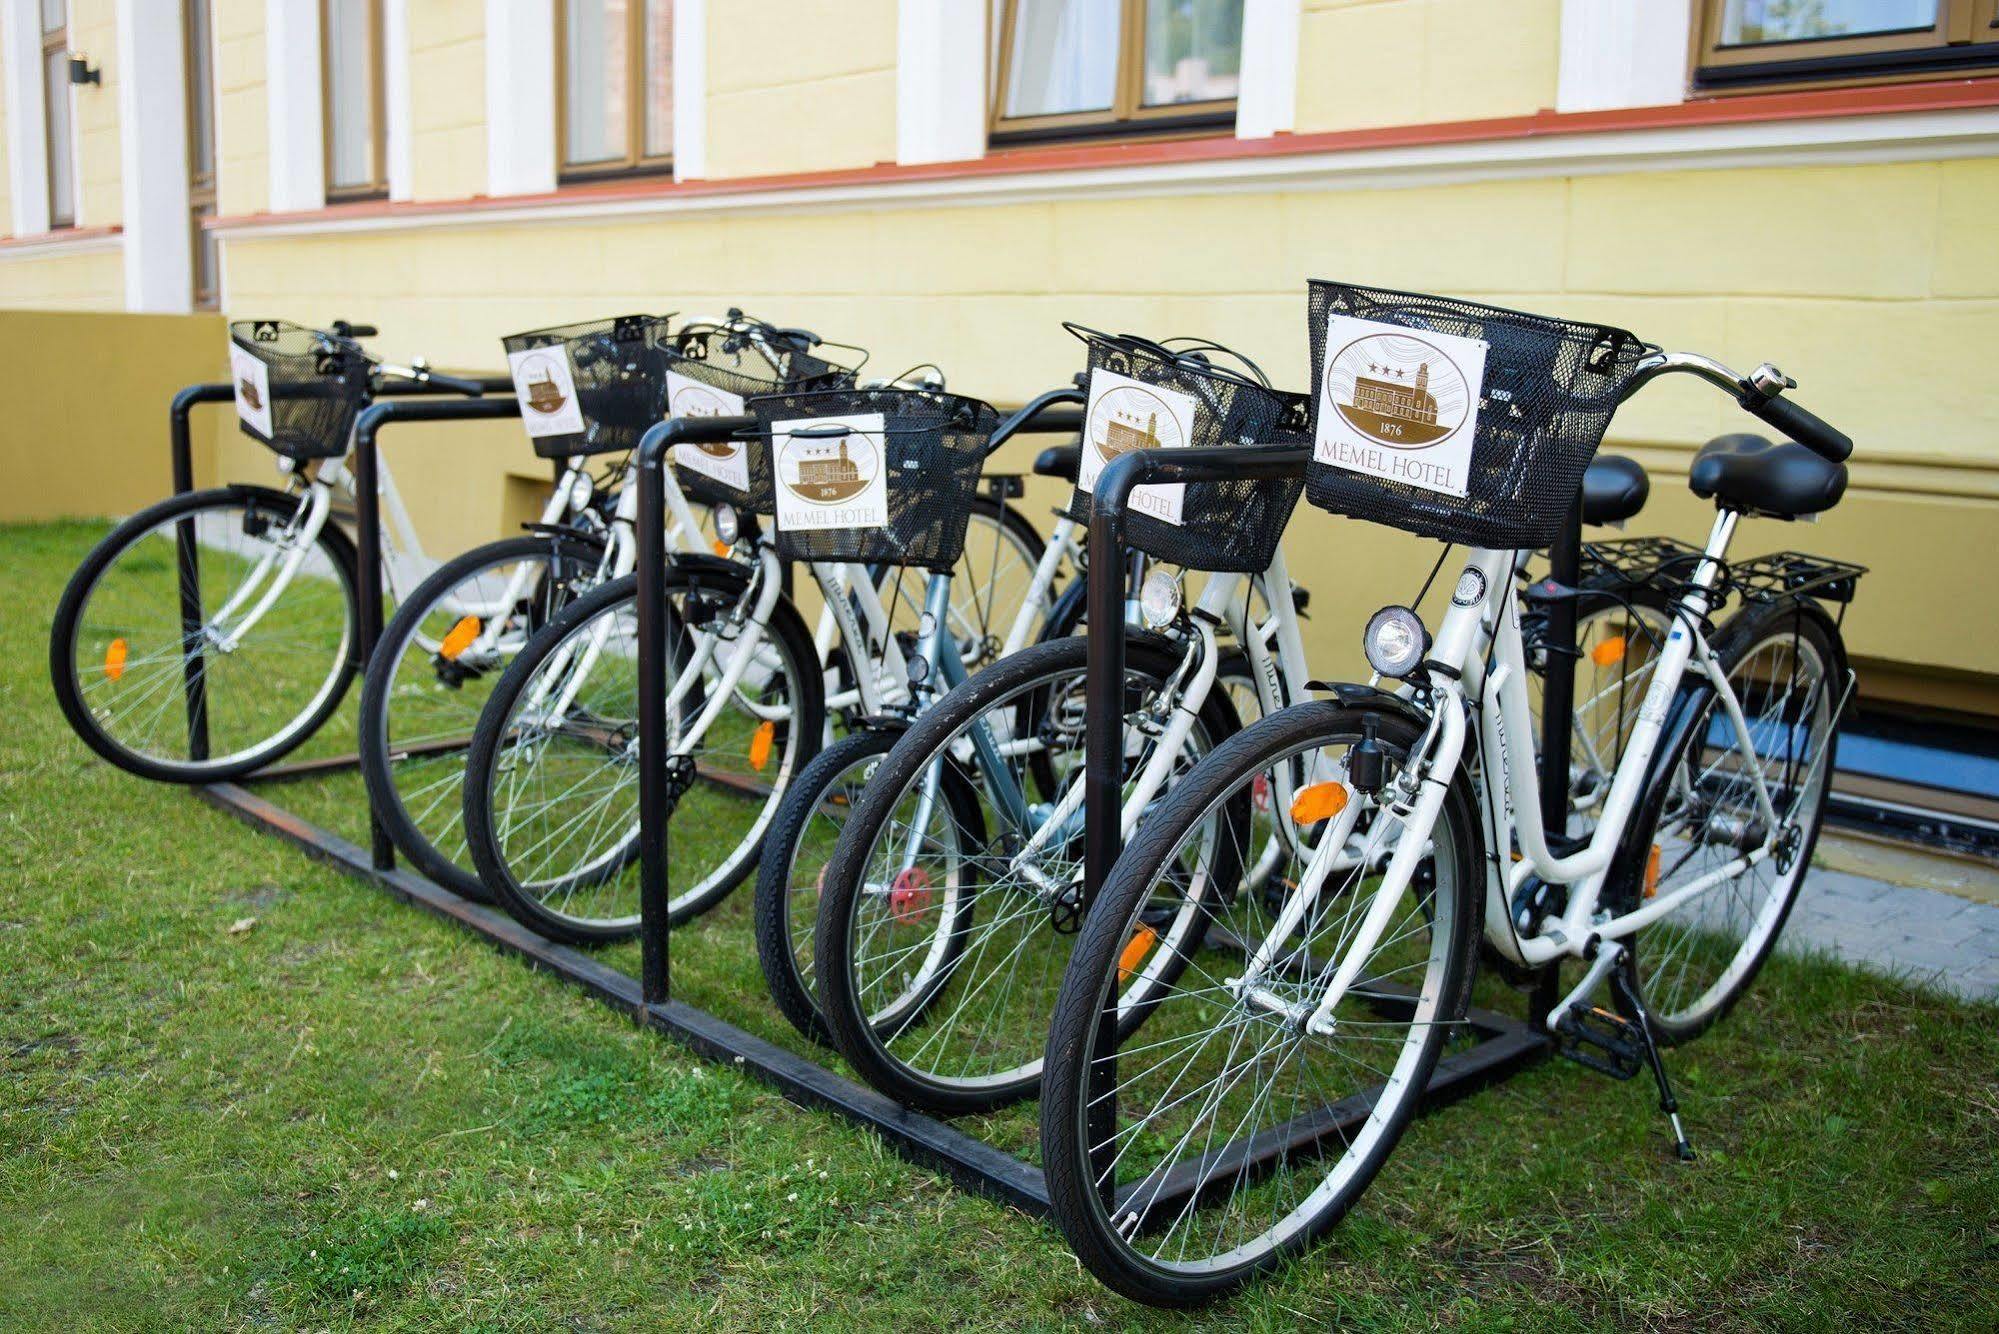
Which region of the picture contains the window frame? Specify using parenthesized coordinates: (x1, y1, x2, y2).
(186, 0, 219, 310)
(320, 0, 388, 202)
(989, 0, 1240, 148)
(1693, 0, 1999, 92)
(41, 0, 73, 229)
(554, 0, 674, 184)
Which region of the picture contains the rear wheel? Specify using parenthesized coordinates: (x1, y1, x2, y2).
(1614, 608, 1842, 1044)
(1041, 700, 1481, 1306)
(50, 484, 359, 782)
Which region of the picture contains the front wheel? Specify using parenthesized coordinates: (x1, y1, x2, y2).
(1613, 607, 1844, 1044)
(50, 484, 360, 782)
(1040, 700, 1481, 1306)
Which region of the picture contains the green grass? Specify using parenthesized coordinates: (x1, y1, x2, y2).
(6, 517, 1997, 1330)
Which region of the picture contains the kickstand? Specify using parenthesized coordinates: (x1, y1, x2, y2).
(1608, 956, 1696, 1162)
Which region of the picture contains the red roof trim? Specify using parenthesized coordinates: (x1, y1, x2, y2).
(206, 77, 1999, 234)
(0, 223, 123, 250)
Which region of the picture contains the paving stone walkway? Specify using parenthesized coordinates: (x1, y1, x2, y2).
(1784, 865, 1999, 1001)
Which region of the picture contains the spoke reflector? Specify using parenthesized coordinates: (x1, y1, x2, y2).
(1645, 842, 1661, 898)
(440, 616, 482, 661)
(1117, 924, 1158, 982)
(889, 866, 932, 925)
(104, 638, 128, 681)
(749, 719, 776, 771)
(1591, 635, 1627, 667)
(1290, 781, 1349, 825)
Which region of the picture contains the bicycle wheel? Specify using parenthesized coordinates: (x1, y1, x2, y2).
(880, 494, 1050, 676)
(50, 484, 359, 782)
(357, 531, 606, 901)
(815, 632, 1245, 1114)
(1041, 700, 1481, 1305)
(1526, 589, 1674, 831)
(463, 563, 824, 944)
(753, 724, 991, 1044)
(1612, 606, 1843, 1044)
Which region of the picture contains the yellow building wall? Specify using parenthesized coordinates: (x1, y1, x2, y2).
(69, 0, 121, 229)
(704, 0, 898, 179)
(197, 154, 1999, 703)
(213, 0, 268, 218)
(1296, 0, 1562, 133)
(408, 1, 486, 203)
(0, 57, 11, 234)
(0, 246, 123, 309)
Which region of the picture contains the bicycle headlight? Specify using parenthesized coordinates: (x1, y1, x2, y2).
(1363, 605, 1428, 679)
(713, 503, 740, 546)
(568, 474, 595, 512)
(1139, 569, 1182, 630)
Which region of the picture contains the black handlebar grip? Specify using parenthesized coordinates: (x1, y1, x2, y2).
(334, 320, 379, 339)
(769, 324, 821, 348)
(425, 371, 486, 398)
(1740, 391, 1851, 463)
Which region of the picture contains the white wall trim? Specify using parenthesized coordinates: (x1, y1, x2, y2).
(0, 227, 121, 259)
(1557, 0, 1694, 114)
(211, 104, 1999, 240)
(1236, 0, 1300, 140)
(672, 0, 706, 180)
(115, 0, 192, 311)
(896, 0, 986, 166)
(266, 0, 325, 212)
(2, 0, 51, 235)
(383, 0, 413, 201)
(486, 0, 557, 197)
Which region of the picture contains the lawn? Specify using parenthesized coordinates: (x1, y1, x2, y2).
(5, 517, 1996, 1330)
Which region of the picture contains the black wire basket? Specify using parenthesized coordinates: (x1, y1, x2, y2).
(744, 387, 1000, 572)
(1305, 281, 1647, 550)
(501, 314, 675, 460)
(666, 326, 865, 510)
(227, 320, 376, 460)
(1060, 325, 1310, 574)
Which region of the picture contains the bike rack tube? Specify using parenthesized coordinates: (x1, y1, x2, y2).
(1083, 444, 1313, 910)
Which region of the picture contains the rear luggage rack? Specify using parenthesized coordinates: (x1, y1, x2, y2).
(1727, 550, 1867, 605)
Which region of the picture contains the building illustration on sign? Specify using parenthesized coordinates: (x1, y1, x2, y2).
(789, 438, 869, 502)
(1338, 360, 1448, 445)
(523, 361, 567, 415)
(237, 378, 262, 411)
(1097, 409, 1161, 460)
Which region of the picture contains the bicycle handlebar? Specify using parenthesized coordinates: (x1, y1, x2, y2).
(1737, 387, 1850, 463)
(331, 320, 378, 339)
(418, 369, 488, 397)
(1626, 350, 1851, 464)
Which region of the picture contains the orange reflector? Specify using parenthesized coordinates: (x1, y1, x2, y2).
(712, 539, 732, 557)
(749, 719, 776, 772)
(439, 615, 481, 661)
(1591, 635, 1628, 668)
(104, 638, 128, 681)
(1118, 925, 1158, 983)
(1289, 781, 1349, 826)
(1645, 843, 1661, 899)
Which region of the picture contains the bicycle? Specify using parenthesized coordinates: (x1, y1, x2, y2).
(1038, 279, 1860, 1304)
(50, 319, 487, 782)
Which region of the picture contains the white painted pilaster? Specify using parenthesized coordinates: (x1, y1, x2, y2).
(1557, 0, 1693, 113)
(115, 0, 192, 309)
(487, 0, 557, 196)
(672, 0, 706, 180)
(896, 0, 985, 166)
(1236, 0, 1300, 140)
(383, 0, 413, 201)
(266, 0, 325, 211)
(2, 0, 51, 234)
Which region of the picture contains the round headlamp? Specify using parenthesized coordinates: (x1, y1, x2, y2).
(1363, 605, 1428, 679)
(568, 474, 595, 512)
(905, 653, 930, 686)
(1139, 569, 1183, 630)
(712, 503, 740, 547)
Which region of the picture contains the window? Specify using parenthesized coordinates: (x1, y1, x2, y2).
(321, 0, 386, 199)
(1694, 0, 1999, 90)
(990, 0, 1241, 146)
(42, 0, 74, 228)
(557, 0, 672, 180)
(186, 0, 219, 308)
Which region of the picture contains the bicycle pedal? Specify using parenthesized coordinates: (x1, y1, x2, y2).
(1553, 1004, 1644, 1081)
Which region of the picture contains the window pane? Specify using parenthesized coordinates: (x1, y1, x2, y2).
(188, 0, 216, 182)
(643, 0, 672, 159)
(41, 0, 64, 34)
(193, 201, 219, 309)
(44, 47, 74, 226)
(1004, 0, 1119, 119)
(1142, 0, 1240, 105)
(1717, 0, 1939, 46)
(565, 0, 631, 165)
(326, 0, 378, 189)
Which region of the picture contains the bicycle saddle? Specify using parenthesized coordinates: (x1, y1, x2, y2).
(1034, 443, 1081, 483)
(1688, 432, 1847, 518)
(1581, 454, 1647, 526)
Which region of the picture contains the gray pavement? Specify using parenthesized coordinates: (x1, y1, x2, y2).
(1783, 863, 1999, 1001)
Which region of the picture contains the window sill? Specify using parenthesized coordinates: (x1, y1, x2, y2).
(0, 224, 123, 256)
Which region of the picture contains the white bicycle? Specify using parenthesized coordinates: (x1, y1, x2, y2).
(1039, 281, 1860, 1304)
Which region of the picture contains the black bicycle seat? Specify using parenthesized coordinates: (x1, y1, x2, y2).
(1689, 433, 1847, 518)
(1581, 454, 1648, 526)
(1034, 444, 1081, 483)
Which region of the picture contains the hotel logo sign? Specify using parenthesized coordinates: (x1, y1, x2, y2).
(1314, 314, 1487, 499)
